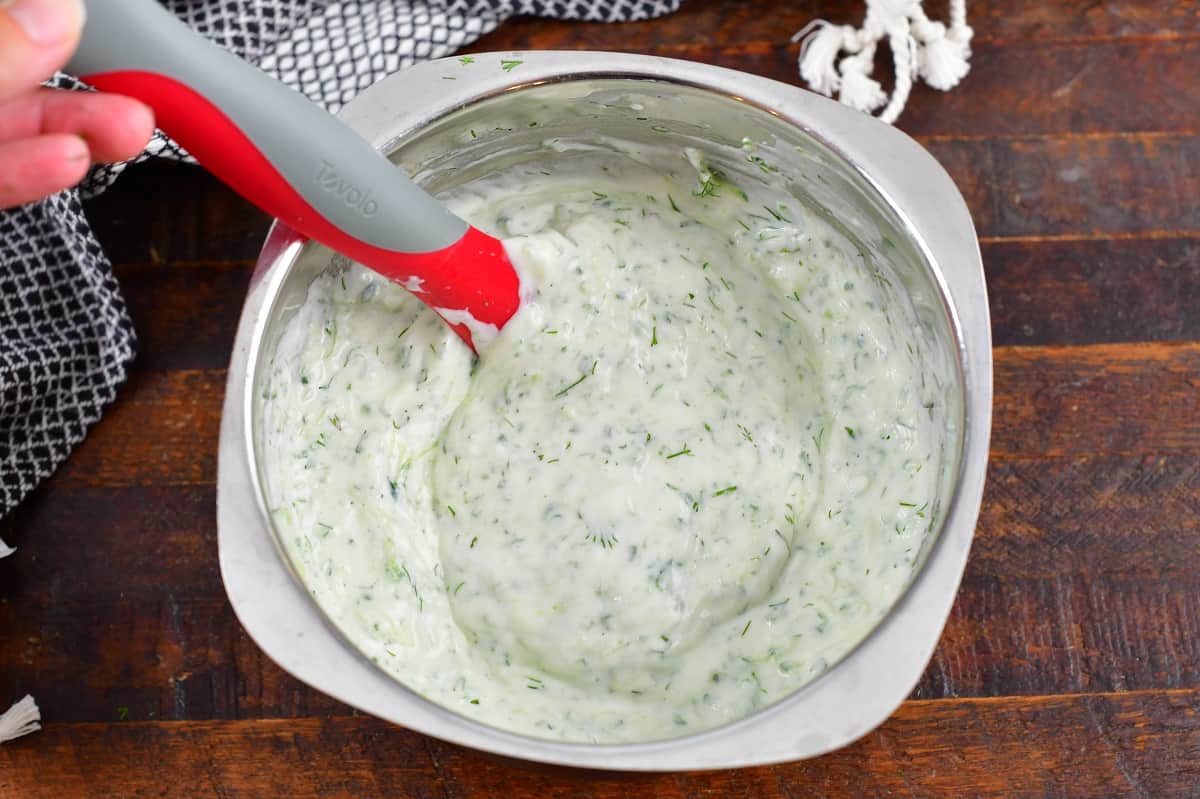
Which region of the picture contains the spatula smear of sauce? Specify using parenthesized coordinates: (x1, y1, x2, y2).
(68, 0, 520, 353)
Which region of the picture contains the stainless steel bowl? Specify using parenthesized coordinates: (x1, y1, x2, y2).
(218, 51, 991, 770)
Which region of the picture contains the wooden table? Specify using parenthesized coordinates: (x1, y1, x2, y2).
(3, 0, 1199, 795)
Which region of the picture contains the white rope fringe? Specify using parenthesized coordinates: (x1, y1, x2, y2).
(794, 0, 972, 124)
(0, 695, 41, 743)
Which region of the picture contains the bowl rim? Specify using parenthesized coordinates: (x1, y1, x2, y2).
(217, 50, 992, 771)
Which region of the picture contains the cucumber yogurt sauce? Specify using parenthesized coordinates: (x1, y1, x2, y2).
(261, 136, 954, 743)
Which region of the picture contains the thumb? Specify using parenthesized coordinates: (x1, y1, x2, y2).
(0, 0, 85, 101)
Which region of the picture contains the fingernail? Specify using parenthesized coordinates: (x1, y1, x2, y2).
(66, 135, 90, 162)
(1, 0, 85, 46)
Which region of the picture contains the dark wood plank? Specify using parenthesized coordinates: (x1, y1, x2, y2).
(8, 563, 1200, 723)
(115, 263, 251, 371)
(920, 572, 1200, 701)
(19, 448, 1200, 606)
(34, 342, 1200, 492)
(85, 162, 270, 267)
(473, 38, 1200, 138)
(992, 343, 1200, 458)
(11, 598, 367, 721)
(0, 486, 220, 602)
(0, 598, 350, 725)
(2, 690, 1198, 798)
(86, 133, 1200, 281)
(463, 0, 1200, 53)
(930, 134, 1200, 239)
(101, 235, 1200, 373)
(985, 236, 1200, 346)
(43, 369, 221, 489)
(6, 448, 1200, 721)
(901, 39, 1200, 137)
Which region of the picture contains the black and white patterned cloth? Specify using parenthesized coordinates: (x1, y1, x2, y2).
(0, 0, 681, 535)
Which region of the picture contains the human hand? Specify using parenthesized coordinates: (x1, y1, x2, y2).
(1, 0, 155, 209)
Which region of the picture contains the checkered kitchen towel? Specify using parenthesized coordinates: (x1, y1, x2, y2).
(0, 0, 681, 542)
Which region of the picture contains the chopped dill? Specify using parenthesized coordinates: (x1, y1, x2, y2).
(665, 444, 693, 460)
(555, 370, 590, 397)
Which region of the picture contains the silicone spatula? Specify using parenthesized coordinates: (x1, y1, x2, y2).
(67, 0, 520, 352)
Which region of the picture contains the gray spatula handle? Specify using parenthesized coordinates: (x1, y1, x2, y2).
(67, 0, 467, 255)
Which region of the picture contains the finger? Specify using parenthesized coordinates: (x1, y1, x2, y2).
(0, 89, 155, 162)
(0, 0, 85, 101)
(0, 133, 91, 209)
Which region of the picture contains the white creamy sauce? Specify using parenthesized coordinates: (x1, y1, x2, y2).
(261, 141, 952, 743)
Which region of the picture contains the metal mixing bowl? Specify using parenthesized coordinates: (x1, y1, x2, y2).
(217, 51, 991, 770)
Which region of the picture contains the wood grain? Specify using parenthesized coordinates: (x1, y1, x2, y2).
(115, 263, 251, 371)
(992, 343, 1200, 458)
(929, 134, 1200, 238)
(83, 127, 1200, 273)
(468, 39, 1200, 138)
(108, 236, 1200, 374)
(985, 236, 1200, 346)
(6, 449, 1200, 721)
(462, 0, 1200, 53)
(2, 690, 1198, 798)
(28, 341, 1200, 493)
(8, 566, 1200, 724)
(88, 134, 1200, 254)
(9, 0, 1199, 792)
(41, 370, 222, 488)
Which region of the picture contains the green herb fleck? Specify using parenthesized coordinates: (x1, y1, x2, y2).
(555, 370, 590, 398)
(747, 154, 775, 173)
(500, 58, 523, 72)
(668, 194, 681, 213)
(459, 55, 475, 64)
(665, 444, 693, 460)
(741, 620, 752, 636)
(715, 485, 738, 496)
(651, 325, 658, 347)
(586, 532, 619, 549)
(845, 426, 857, 438)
